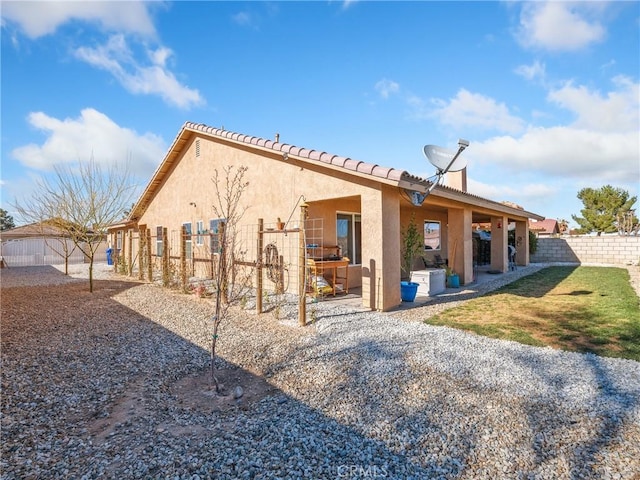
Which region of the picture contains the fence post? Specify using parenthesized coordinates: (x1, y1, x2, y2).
(127, 229, 133, 277)
(162, 227, 169, 287)
(257, 218, 263, 314)
(181, 225, 187, 291)
(138, 225, 146, 281)
(146, 228, 152, 282)
(299, 202, 308, 326)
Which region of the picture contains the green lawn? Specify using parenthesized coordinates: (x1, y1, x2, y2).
(425, 266, 640, 361)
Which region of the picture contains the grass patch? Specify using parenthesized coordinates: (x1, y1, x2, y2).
(425, 266, 640, 361)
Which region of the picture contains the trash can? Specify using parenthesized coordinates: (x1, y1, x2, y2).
(106, 248, 113, 265)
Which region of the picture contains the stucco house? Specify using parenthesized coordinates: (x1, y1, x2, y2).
(111, 122, 543, 311)
(529, 219, 561, 237)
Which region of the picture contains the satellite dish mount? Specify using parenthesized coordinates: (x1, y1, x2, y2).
(404, 138, 470, 205)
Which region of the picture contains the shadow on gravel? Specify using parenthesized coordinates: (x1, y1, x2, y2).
(507, 347, 639, 479)
(1, 277, 450, 478)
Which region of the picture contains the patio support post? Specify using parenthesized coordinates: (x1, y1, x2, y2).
(447, 207, 473, 284)
(514, 221, 529, 267)
(491, 216, 509, 272)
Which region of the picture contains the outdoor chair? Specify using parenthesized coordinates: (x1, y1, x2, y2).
(422, 254, 446, 269)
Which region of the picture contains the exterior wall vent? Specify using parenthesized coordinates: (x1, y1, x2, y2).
(195, 139, 200, 158)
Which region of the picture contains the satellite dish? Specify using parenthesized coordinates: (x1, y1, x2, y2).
(423, 145, 467, 172)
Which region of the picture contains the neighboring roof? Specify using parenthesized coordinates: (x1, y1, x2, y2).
(530, 219, 560, 234)
(0, 222, 68, 240)
(129, 122, 544, 222)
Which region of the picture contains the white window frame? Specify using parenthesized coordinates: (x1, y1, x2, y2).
(196, 220, 204, 246)
(156, 226, 163, 257)
(336, 212, 361, 265)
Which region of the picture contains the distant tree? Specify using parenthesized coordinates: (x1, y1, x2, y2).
(571, 185, 637, 236)
(13, 159, 136, 291)
(557, 219, 569, 234)
(0, 209, 15, 231)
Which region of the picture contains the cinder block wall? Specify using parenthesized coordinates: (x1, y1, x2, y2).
(530, 236, 640, 265)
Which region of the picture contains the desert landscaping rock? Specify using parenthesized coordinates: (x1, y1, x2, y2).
(1, 262, 639, 479)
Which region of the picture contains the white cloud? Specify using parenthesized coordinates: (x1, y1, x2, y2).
(75, 34, 204, 109)
(375, 78, 400, 99)
(516, 2, 606, 51)
(547, 76, 639, 133)
(11, 108, 167, 177)
(467, 178, 557, 205)
(514, 60, 546, 82)
(1, 1, 157, 39)
(232, 11, 255, 27)
(430, 89, 525, 134)
(470, 126, 638, 183)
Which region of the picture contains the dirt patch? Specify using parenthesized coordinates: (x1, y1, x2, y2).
(171, 364, 278, 414)
(87, 366, 279, 443)
(87, 378, 149, 444)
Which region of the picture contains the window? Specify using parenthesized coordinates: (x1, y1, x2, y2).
(196, 220, 204, 246)
(210, 218, 223, 253)
(156, 226, 163, 257)
(116, 231, 122, 250)
(337, 213, 361, 265)
(424, 221, 441, 251)
(183, 222, 192, 259)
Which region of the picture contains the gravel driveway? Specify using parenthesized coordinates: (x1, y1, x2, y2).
(1, 263, 639, 479)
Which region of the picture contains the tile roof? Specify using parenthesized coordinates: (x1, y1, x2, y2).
(184, 122, 406, 183)
(129, 122, 545, 222)
(529, 218, 559, 234)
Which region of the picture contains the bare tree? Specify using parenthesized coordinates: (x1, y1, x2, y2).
(14, 159, 136, 291)
(209, 165, 253, 392)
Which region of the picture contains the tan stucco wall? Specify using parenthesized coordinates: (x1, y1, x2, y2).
(136, 135, 397, 307)
(139, 136, 383, 239)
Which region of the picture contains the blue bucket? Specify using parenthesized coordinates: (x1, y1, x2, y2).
(400, 281, 419, 302)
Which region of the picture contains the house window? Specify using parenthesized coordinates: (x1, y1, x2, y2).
(209, 218, 223, 253)
(116, 231, 122, 250)
(424, 221, 441, 251)
(337, 213, 361, 265)
(183, 222, 192, 259)
(196, 220, 204, 246)
(156, 226, 163, 257)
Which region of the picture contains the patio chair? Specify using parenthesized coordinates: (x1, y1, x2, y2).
(422, 254, 446, 269)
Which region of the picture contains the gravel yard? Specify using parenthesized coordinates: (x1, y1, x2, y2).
(1, 263, 639, 479)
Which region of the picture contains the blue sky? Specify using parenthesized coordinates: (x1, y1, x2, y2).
(2, 1, 639, 228)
